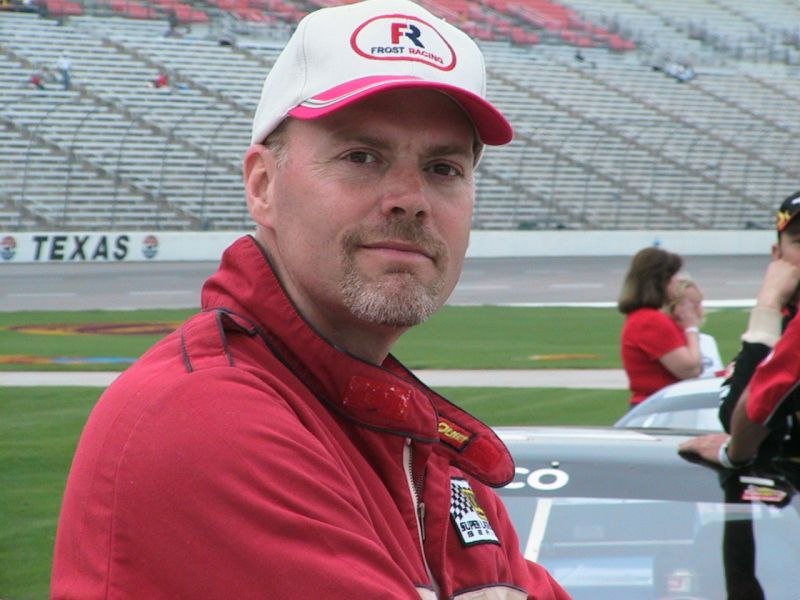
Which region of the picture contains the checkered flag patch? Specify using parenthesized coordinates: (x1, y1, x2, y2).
(450, 478, 499, 547)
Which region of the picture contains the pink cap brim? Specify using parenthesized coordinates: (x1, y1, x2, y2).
(288, 75, 512, 145)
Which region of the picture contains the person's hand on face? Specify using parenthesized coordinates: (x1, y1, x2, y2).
(672, 296, 701, 329)
(757, 258, 800, 311)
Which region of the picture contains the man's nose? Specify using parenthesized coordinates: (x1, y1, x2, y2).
(379, 165, 431, 219)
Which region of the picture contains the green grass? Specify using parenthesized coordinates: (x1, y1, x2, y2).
(445, 387, 628, 426)
(0, 306, 750, 370)
(396, 305, 747, 368)
(1, 388, 101, 600)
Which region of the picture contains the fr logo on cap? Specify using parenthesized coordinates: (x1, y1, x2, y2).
(250, 0, 512, 147)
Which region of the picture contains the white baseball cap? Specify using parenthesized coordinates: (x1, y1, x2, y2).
(250, 0, 512, 146)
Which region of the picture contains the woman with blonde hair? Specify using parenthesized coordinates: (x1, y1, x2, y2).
(670, 275, 723, 378)
(618, 247, 703, 406)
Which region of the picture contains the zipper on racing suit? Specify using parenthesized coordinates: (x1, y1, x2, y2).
(404, 437, 439, 595)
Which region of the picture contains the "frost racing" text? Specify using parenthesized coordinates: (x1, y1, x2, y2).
(370, 46, 445, 65)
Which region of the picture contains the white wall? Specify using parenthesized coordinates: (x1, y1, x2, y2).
(467, 230, 773, 257)
(0, 230, 774, 263)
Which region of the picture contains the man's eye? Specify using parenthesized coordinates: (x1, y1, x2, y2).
(429, 163, 461, 177)
(345, 151, 376, 164)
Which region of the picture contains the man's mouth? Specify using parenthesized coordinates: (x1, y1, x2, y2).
(360, 240, 435, 261)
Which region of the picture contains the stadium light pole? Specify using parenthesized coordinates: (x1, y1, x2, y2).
(591, 118, 653, 227)
(512, 116, 562, 228)
(547, 119, 586, 229)
(769, 133, 796, 202)
(19, 95, 78, 229)
(198, 107, 233, 230)
(741, 124, 773, 198)
(645, 121, 683, 222)
(154, 127, 174, 231)
(721, 121, 760, 227)
(674, 126, 714, 227)
(610, 118, 660, 228)
(155, 105, 196, 231)
(580, 122, 615, 222)
(110, 118, 143, 229)
(741, 126, 794, 222)
(62, 104, 103, 228)
(0, 92, 36, 229)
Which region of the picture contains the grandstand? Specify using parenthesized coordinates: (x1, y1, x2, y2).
(1, 0, 799, 231)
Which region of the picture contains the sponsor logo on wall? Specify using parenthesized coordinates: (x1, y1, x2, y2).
(0, 235, 16, 260)
(141, 235, 159, 259)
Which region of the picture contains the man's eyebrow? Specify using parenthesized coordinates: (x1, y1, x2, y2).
(423, 143, 474, 160)
(329, 129, 391, 150)
(329, 130, 473, 160)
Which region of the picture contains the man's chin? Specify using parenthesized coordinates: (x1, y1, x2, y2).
(342, 273, 443, 328)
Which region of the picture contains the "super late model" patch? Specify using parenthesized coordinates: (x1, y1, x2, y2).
(450, 478, 500, 547)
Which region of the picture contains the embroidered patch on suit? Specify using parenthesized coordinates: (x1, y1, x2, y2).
(438, 416, 473, 450)
(450, 478, 500, 546)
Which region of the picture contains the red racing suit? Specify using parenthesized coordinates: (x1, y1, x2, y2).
(52, 235, 570, 600)
(746, 312, 800, 430)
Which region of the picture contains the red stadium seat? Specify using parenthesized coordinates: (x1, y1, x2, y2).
(45, 0, 83, 16)
(174, 3, 208, 23)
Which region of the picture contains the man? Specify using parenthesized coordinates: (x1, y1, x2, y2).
(51, 1, 569, 598)
(678, 194, 800, 600)
(679, 190, 800, 468)
(56, 52, 71, 90)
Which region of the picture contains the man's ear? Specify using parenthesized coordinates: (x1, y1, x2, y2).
(243, 144, 277, 227)
(772, 241, 781, 260)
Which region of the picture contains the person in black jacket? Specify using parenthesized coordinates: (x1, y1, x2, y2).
(679, 192, 800, 600)
(718, 192, 800, 440)
(681, 190, 800, 466)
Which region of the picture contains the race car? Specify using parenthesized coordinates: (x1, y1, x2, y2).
(496, 426, 800, 600)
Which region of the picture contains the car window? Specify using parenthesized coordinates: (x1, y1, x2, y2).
(618, 407, 723, 430)
(613, 377, 726, 432)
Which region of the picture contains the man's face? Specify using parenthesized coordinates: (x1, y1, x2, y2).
(248, 88, 476, 339)
(775, 219, 800, 267)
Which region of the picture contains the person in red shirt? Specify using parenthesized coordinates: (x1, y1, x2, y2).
(28, 70, 45, 90)
(147, 72, 169, 89)
(618, 247, 703, 406)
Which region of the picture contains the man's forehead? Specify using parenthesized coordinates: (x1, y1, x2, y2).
(286, 91, 477, 154)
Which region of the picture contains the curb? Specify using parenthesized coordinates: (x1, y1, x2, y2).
(0, 369, 628, 389)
